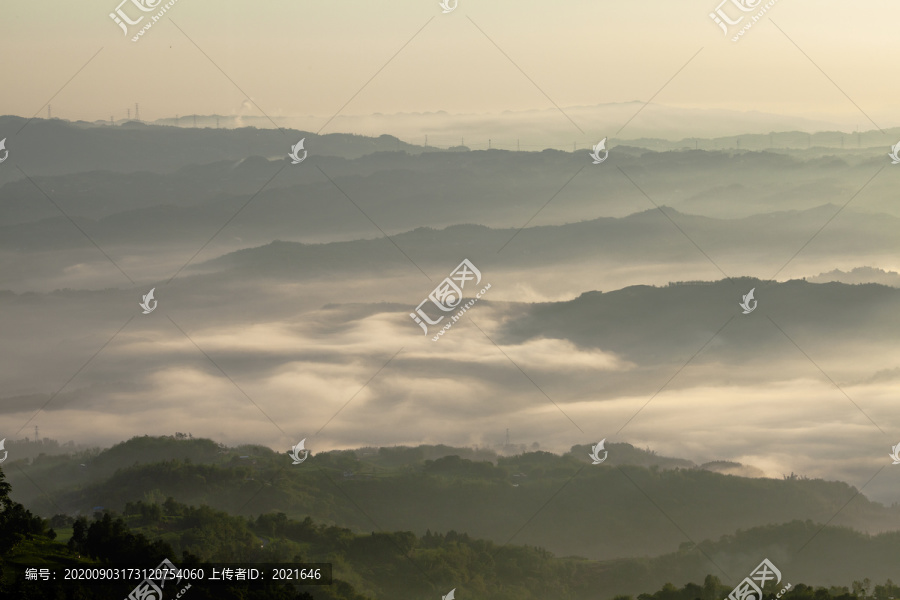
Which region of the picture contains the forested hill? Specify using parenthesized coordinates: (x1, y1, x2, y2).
(4, 436, 900, 597)
(2, 474, 900, 599)
(6, 436, 899, 563)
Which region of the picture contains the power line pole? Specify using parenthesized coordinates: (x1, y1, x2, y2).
(135, 103, 140, 122)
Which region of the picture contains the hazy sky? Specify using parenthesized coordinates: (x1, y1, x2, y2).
(1, 0, 898, 136)
(2, 0, 900, 506)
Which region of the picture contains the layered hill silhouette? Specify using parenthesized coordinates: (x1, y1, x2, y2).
(807, 267, 900, 288)
(180, 207, 899, 279)
(2, 120, 898, 253)
(5, 465, 899, 598)
(0, 116, 422, 178)
(7, 436, 900, 566)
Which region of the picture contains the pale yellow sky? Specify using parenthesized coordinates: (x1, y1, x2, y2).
(0, 0, 897, 133)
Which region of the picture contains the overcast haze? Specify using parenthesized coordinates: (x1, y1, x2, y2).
(2, 1, 899, 137)
(1, 2, 900, 593)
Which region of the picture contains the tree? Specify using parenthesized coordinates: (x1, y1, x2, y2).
(80, 512, 174, 564)
(163, 496, 182, 517)
(703, 574, 724, 600)
(69, 517, 87, 552)
(0, 467, 46, 553)
(140, 501, 163, 524)
(0, 467, 10, 504)
(49, 513, 74, 528)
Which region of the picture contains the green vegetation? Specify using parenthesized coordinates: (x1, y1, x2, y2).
(4, 437, 900, 598)
(10, 435, 899, 566)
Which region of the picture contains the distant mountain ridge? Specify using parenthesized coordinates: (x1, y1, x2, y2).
(121, 102, 900, 144)
(186, 205, 899, 279)
(807, 267, 900, 288)
(0, 116, 422, 179)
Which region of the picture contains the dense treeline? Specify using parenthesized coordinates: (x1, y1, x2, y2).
(3, 462, 900, 599)
(0, 467, 48, 554)
(0, 468, 314, 599)
(624, 580, 900, 600)
(67, 511, 174, 564)
(6, 437, 900, 598)
(11, 435, 897, 566)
